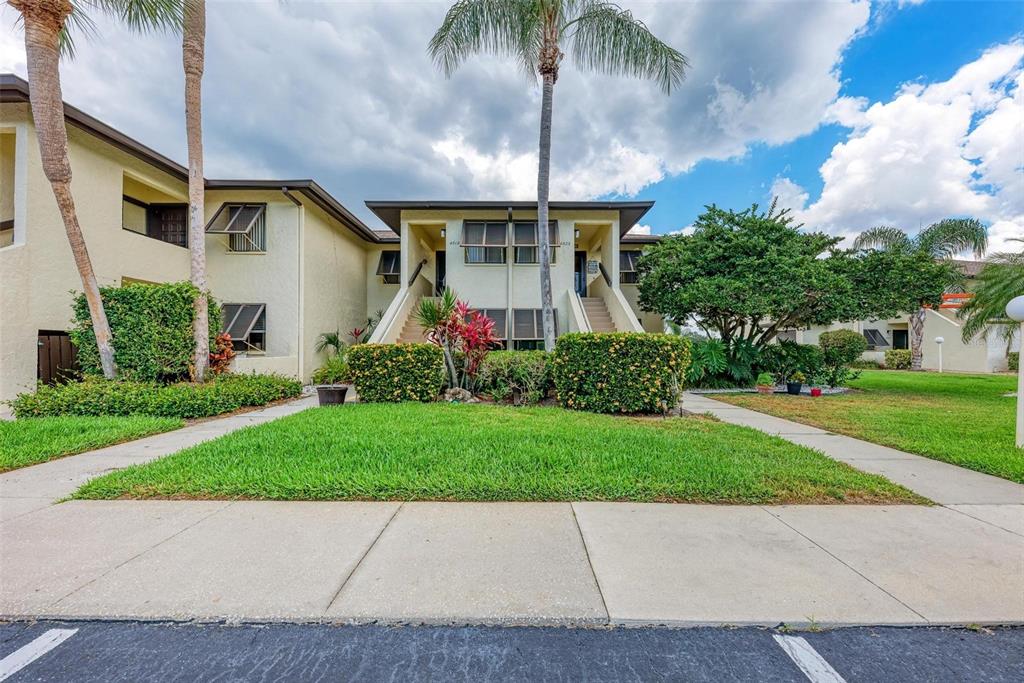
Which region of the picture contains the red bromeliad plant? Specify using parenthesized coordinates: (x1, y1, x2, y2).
(415, 289, 498, 390)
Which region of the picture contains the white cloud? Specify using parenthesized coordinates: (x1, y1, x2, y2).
(0, 1, 873, 227)
(777, 42, 1024, 252)
(769, 177, 809, 213)
(627, 223, 652, 235)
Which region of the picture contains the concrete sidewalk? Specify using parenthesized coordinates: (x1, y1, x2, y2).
(0, 395, 318, 524)
(1, 500, 1021, 626)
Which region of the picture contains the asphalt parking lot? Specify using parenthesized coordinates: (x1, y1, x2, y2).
(0, 620, 1020, 682)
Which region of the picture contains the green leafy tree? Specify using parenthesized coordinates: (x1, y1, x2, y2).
(8, 0, 186, 379)
(638, 201, 859, 350)
(429, 0, 687, 350)
(958, 238, 1024, 345)
(854, 219, 987, 370)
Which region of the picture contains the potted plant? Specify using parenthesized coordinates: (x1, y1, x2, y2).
(786, 371, 805, 395)
(755, 372, 775, 394)
(312, 353, 351, 406)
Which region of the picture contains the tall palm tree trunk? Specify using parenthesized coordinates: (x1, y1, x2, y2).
(18, 1, 116, 379)
(536, 73, 556, 351)
(910, 307, 926, 370)
(184, 0, 208, 381)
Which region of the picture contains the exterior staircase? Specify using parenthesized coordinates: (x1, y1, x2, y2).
(396, 299, 428, 343)
(581, 297, 616, 332)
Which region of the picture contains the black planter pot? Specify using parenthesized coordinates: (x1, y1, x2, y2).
(785, 382, 803, 396)
(316, 384, 349, 406)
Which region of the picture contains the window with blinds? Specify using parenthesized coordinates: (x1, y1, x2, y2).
(512, 221, 559, 264)
(462, 221, 507, 264)
(511, 309, 556, 350)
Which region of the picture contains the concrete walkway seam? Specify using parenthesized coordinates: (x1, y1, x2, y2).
(323, 502, 405, 617)
(570, 502, 611, 622)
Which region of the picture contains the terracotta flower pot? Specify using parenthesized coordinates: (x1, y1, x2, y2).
(756, 385, 774, 394)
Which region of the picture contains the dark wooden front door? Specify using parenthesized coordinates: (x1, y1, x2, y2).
(574, 250, 587, 297)
(37, 331, 79, 385)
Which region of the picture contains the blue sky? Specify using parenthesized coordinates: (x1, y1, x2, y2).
(0, 1, 1021, 251)
(635, 0, 1024, 235)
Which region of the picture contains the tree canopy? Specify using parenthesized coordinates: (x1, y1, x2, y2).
(637, 202, 954, 348)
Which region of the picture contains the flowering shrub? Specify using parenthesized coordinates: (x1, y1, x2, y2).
(552, 333, 690, 414)
(477, 351, 552, 405)
(347, 343, 445, 402)
(415, 289, 499, 390)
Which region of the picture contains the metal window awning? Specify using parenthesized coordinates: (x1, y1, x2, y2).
(376, 251, 400, 276)
(222, 303, 266, 340)
(205, 203, 266, 235)
(620, 251, 639, 271)
(863, 329, 889, 347)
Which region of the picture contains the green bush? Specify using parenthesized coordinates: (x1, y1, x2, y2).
(552, 333, 690, 414)
(10, 373, 301, 419)
(757, 341, 824, 384)
(311, 353, 351, 385)
(476, 351, 552, 405)
(348, 344, 445, 402)
(818, 329, 868, 387)
(884, 349, 912, 369)
(71, 281, 220, 382)
(1009, 352, 1019, 372)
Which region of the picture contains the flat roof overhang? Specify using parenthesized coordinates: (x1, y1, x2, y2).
(365, 200, 655, 236)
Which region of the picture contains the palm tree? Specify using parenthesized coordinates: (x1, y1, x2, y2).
(959, 238, 1024, 345)
(183, 0, 208, 381)
(8, 0, 184, 379)
(429, 0, 687, 350)
(854, 219, 988, 370)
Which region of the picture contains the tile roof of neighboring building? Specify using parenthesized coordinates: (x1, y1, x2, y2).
(949, 259, 985, 278)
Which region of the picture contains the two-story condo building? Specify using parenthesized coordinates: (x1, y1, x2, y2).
(0, 74, 661, 403)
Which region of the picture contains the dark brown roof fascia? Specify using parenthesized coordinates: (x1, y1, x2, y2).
(365, 199, 655, 235)
(1, 74, 188, 181)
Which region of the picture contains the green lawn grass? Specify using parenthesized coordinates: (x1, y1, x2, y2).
(714, 370, 1022, 483)
(73, 403, 922, 504)
(0, 416, 184, 472)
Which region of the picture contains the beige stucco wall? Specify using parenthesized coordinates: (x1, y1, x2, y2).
(205, 190, 301, 378)
(0, 104, 190, 402)
(300, 201, 370, 380)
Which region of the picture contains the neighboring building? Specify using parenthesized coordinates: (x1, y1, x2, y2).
(0, 74, 661, 403)
(791, 261, 1019, 373)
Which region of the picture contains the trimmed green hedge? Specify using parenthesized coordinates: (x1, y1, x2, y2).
(1009, 352, 1019, 372)
(10, 374, 301, 419)
(552, 333, 690, 414)
(476, 351, 552, 405)
(348, 343, 445, 402)
(72, 281, 220, 382)
(884, 349, 912, 369)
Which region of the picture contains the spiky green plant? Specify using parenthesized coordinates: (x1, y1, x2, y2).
(959, 239, 1024, 344)
(429, 0, 687, 351)
(854, 218, 987, 370)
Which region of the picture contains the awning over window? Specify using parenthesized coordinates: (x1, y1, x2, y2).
(863, 329, 888, 347)
(620, 251, 640, 272)
(461, 221, 507, 247)
(205, 203, 266, 234)
(222, 303, 266, 340)
(476, 308, 507, 339)
(512, 221, 559, 246)
(376, 251, 400, 276)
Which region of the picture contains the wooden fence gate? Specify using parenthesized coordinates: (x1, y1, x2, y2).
(37, 331, 79, 385)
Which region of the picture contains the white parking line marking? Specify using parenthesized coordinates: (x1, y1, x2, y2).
(773, 634, 847, 683)
(0, 628, 78, 681)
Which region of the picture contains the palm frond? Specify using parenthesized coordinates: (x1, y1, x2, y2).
(565, 0, 687, 93)
(958, 245, 1024, 342)
(427, 0, 537, 77)
(915, 218, 988, 259)
(852, 226, 912, 252)
(77, 0, 187, 32)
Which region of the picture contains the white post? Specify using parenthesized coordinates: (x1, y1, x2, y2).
(1006, 297, 1024, 449)
(935, 336, 944, 373)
